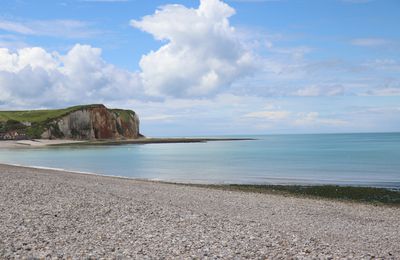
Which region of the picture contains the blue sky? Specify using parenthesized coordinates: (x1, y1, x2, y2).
(0, 0, 399, 136)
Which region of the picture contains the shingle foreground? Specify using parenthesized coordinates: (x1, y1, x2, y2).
(0, 164, 399, 259)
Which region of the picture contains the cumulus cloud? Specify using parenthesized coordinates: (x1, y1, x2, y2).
(0, 44, 141, 108)
(1, 0, 257, 108)
(131, 0, 255, 97)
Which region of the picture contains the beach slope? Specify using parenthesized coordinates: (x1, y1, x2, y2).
(0, 164, 399, 258)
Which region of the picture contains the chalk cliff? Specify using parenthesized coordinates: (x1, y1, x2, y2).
(0, 104, 141, 140)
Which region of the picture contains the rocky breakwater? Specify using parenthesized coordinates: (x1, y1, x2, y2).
(0, 104, 142, 140)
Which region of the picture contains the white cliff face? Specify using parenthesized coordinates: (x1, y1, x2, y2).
(57, 110, 94, 139)
(1, 104, 141, 140)
(133, 113, 140, 137)
(42, 105, 140, 140)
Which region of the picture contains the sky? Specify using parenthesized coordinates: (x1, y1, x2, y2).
(0, 0, 399, 136)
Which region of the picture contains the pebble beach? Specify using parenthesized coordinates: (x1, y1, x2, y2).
(0, 163, 399, 259)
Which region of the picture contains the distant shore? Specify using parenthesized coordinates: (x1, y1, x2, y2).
(0, 137, 255, 148)
(1, 163, 399, 258)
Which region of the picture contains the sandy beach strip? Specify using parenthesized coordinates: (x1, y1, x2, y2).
(0, 140, 85, 148)
(0, 164, 399, 259)
(0, 137, 253, 149)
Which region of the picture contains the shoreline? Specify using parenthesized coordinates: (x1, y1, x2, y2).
(0, 137, 255, 148)
(2, 163, 399, 206)
(50, 137, 256, 146)
(1, 163, 399, 258)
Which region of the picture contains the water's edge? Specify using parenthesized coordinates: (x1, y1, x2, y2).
(1, 133, 399, 189)
(2, 163, 399, 205)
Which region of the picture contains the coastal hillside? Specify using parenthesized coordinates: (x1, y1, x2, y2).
(0, 104, 141, 140)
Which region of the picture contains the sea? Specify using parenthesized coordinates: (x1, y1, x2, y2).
(1, 133, 400, 189)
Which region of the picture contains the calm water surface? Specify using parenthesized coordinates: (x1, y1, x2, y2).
(1, 133, 400, 188)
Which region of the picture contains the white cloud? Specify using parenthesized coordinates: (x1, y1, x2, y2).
(81, 0, 129, 2)
(360, 107, 400, 114)
(0, 19, 99, 38)
(141, 114, 177, 122)
(0, 34, 28, 50)
(269, 46, 312, 60)
(227, 0, 280, 2)
(294, 85, 345, 97)
(242, 109, 348, 129)
(351, 38, 390, 47)
(244, 110, 290, 120)
(0, 21, 34, 35)
(341, 0, 374, 3)
(0, 47, 59, 72)
(293, 112, 348, 126)
(364, 88, 400, 96)
(363, 59, 400, 72)
(0, 0, 398, 135)
(131, 0, 255, 97)
(0, 44, 141, 107)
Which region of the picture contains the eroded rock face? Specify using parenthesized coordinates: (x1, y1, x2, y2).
(41, 105, 140, 140)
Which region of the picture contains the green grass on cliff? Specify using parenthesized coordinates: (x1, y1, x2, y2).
(0, 104, 136, 139)
(0, 104, 104, 123)
(110, 109, 135, 122)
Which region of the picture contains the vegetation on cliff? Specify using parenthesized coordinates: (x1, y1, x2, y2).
(0, 104, 140, 140)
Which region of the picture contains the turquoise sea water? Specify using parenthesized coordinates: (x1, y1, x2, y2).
(1, 133, 400, 188)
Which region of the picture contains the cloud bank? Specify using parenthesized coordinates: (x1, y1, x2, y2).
(0, 44, 141, 107)
(0, 0, 255, 108)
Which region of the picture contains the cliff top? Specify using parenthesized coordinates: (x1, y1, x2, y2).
(0, 104, 135, 123)
(0, 104, 139, 140)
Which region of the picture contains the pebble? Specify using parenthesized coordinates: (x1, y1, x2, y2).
(0, 164, 399, 259)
